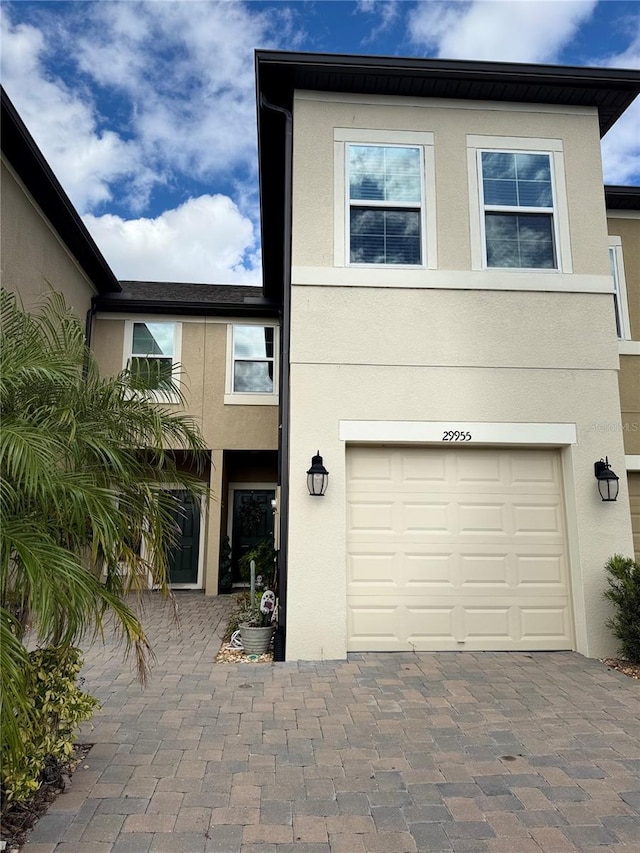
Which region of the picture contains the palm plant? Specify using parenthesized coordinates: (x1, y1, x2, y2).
(0, 288, 209, 761)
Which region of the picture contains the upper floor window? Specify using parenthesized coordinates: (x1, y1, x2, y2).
(225, 324, 278, 405)
(609, 238, 631, 340)
(348, 144, 424, 266)
(124, 321, 181, 401)
(479, 151, 557, 269)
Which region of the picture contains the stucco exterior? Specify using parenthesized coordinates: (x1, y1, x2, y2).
(92, 314, 279, 595)
(607, 215, 640, 456)
(284, 91, 633, 661)
(1, 159, 98, 317)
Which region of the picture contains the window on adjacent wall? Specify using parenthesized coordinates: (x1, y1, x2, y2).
(609, 238, 631, 340)
(124, 321, 179, 399)
(480, 151, 557, 269)
(348, 144, 423, 265)
(225, 325, 278, 405)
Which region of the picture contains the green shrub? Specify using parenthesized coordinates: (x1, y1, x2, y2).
(238, 539, 276, 588)
(604, 554, 640, 664)
(1, 646, 98, 804)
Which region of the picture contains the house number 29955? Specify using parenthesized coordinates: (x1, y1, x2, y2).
(442, 430, 472, 441)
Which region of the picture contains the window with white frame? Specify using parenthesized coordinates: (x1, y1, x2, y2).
(348, 144, 424, 266)
(124, 321, 180, 398)
(609, 238, 631, 340)
(225, 324, 278, 405)
(479, 150, 557, 269)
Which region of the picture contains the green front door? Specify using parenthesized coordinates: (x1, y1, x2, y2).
(167, 490, 200, 585)
(231, 489, 275, 584)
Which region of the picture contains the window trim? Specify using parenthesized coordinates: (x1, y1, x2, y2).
(334, 128, 437, 270)
(225, 323, 279, 406)
(467, 135, 572, 274)
(346, 142, 425, 268)
(609, 236, 632, 342)
(123, 320, 182, 404)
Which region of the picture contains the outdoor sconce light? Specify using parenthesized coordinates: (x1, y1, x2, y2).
(594, 457, 619, 502)
(307, 451, 329, 496)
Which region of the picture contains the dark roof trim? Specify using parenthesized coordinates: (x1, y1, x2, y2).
(1, 87, 121, 294)
(605, 185, 640, 211)
(94, 295, 279, 319)
(256, 50, 640, 137)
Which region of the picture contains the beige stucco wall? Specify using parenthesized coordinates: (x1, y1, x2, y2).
(607, 215, 640, 455)
(92, 315, 279, 594)
(1, 159, 97, 318)
(286, 353, 632, 662)
(292, 93, 610, 278)
(286, 92, 632, 662)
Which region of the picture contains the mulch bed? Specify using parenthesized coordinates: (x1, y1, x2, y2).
(0, 744, 92, 852)
(602, 658, 640, 680)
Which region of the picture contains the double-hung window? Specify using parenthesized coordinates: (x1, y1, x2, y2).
(348, 144, 424, 265)
(124, 321, 180, 400)
(225, 324, 278, 405)
(480, 151, 557, 269)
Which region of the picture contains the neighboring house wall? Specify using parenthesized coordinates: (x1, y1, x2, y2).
(91, 314, 279, 594)
(285, 92, 633, 661)
(608, 213, 640, 559)
(1, 159, 97, 317)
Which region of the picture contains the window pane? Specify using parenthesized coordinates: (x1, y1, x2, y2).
(350, 146, 385, 200)
(482, 151, 552, 208)
(349, 145, 421, 203)
(483, 179, 518, 206)
(350, 208, 421, 264)
(485, 213, 555, 269)
(234, 326, 274, 359)
(482, 152, 515, 181)
(234, 361, 274, 393)
(130, 357, 173, 389)
(515, 153, 551, 182)
(132, 322, 174, 356)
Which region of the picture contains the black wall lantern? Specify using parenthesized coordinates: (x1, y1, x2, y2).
(307, 451, 329, 496)
(594, 457, 619, 502)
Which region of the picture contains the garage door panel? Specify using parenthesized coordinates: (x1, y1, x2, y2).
(403, 502, 450, 531)
(516, 554, 566, 586)
(348, 597, 573, 651)
(458, 502, 506, 532)
(512, 502, 564, 534)
(347, 501, 395, 532)
(347, 446, 573, 652)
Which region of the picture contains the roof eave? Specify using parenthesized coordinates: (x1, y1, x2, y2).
(1, 87, 121, 295)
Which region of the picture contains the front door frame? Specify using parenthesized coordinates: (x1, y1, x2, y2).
(227, 481, 277, 584)
(144, 485, 206, 590)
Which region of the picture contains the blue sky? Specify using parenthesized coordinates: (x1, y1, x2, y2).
(1, 1, 639, 284)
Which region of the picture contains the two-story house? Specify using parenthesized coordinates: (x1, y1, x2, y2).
(1, 86, 281, 597)
(255, 51, 640, 662)
(90, 282, 280, 593)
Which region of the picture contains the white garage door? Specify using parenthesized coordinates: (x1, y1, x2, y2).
(346, 446, 573, 652)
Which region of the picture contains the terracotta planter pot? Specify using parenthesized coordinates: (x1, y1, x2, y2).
(239, 623, 275, 655)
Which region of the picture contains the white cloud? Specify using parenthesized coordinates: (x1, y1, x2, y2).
(0, 8, 144, 213)
(83, 195, 260, 284)
(73, 1, 275, 183)
(356, 0, 399, 44)
(595, 25, 640, 185)
(408, 0, 597, 63)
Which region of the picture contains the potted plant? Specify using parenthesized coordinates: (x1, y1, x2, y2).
(238, 589, 276, 655)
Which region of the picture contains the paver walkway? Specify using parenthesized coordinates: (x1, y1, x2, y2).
(24, 592, 640, 852)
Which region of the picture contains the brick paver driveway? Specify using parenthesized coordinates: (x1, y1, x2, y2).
(25, 592, 640, 852)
